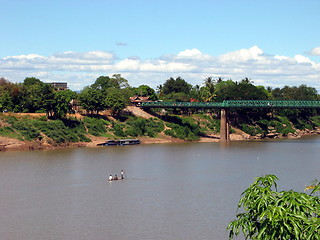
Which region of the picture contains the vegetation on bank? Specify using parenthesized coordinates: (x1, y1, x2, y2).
(1, 110, 319, 147)
(0, 74, 320, 145)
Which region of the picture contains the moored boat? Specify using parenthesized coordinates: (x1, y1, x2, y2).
(97, 139, 141, 146)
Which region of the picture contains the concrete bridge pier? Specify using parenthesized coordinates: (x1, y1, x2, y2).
(220, 109, 230, 141)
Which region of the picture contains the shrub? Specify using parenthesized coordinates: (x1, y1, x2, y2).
(164, 119, 200, 141)
(12, 121, 40, 141)
(240, 124, 263, 136)
(125, 117, 165, 138)
(310, 116, 320, 126)
(83, 117, 109, 136)
(0, 126, 22, 139)
(112, 122, 126, 137)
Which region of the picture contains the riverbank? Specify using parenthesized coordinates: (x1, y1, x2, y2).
(1, 109, 319, 152)
(1, 127, 319, 152)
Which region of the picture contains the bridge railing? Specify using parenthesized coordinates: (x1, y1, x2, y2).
(140, 101, 223, 108)
(222, 100, 320, 108)
(141, 100, 320, 109)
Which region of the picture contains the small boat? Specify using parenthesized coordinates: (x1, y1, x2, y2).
(97, 139, 141, 146)
(108, 178, 124, 182)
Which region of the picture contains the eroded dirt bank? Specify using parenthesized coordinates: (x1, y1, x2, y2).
(1, 128, 319, 152)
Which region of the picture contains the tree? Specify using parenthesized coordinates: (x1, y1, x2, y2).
(41, 83, 56, 117)
(20, 77, 55, 114)
(162, 92, 190, 102)
(200, 76, 217, 102)
(162, 77, 192, 95)
(53, 90, 77, 118)
(23, 77, 42, 86)
(228, 175, 320, 239)
(271, 85, 320, 121)
(111, 74, 130, 89)
(214, 79, 269, 101)
(104, 88, 127, 115)
(0, 91, 13, 111)
(91, 74, 130, 91)
(0, 78, 20, 112)
(133, 85, 157, 100)
(78, 87, 106, 114)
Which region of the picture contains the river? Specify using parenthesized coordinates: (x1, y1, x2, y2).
(0, 136, 319, 240)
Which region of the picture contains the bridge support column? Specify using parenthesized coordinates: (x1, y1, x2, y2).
(220, 109, 229, 141)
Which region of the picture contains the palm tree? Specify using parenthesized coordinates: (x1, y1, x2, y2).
(202, 77, 217, 102)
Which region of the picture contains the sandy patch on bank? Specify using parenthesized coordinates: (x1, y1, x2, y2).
(0, 137, 31, 151)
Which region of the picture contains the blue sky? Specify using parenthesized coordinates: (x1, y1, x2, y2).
(1, 0, 320, 91)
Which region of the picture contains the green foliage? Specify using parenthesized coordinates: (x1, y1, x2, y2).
(274, 116, 296, 135)
(12, 121, 41, 141)
(198, 114, 220, 133)
(36, 119, 90, 144)
(91, 74, 130, 90)
(132, 85, 158, 101)
(162, 92, 190, 102)
(145, 118, 165, 137)
(240, 124, 263, 136)
(111, 117, 165, 138)
(214, 79, 269, 101)
(0, 116, 91, 144)
(79, 87, 107, 113)
(104, 88, 127, 115)
(162, 77, 192, 95)
(83, 117, 109, 136)
(0, 126, 22, 139)
(292, 118, 313, 130)
(228, 175, 320, 239)
(271, 84, 318, 100)
(53, 90, 77, 118)
(163, 116, 201, 140)
(112, 122, 126, 137)
(310, 116, 320, 126)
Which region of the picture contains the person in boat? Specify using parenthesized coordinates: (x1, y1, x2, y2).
(109, 175, 113, 181)
(114, 175, 118, 180)
(121, 170, 125, 179)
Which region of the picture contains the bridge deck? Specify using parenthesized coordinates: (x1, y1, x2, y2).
(141, 100, 320, 109)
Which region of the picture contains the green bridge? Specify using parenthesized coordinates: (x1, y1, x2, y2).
(140, 100, 320, 142)
(141, 100, 320, 109)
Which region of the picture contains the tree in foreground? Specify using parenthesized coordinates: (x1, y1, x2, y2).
(227, 175, 320, 239)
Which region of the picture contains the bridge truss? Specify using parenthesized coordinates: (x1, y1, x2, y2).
(141, 100, 320, 109)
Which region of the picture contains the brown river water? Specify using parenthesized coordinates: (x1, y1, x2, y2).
(0, 136, 319, 240)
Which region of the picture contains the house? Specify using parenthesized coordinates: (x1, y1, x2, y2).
(129, 96, 152, 106)
(51, 82, 68, 91)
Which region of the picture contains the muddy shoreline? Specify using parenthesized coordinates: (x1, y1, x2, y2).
(1, 129, 319, 152)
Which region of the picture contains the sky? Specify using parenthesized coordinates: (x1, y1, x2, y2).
(1, 0, 320, 92)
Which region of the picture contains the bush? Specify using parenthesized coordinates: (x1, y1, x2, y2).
(12, 121, 40, 141)
(310, 116, 320, 126)
(240, 124, 263, 136)
(35, 119, 90, 144)
(112, 122, 126, 137)
(164, 119, 200, 141)
(0, 126, 22, 139)
(83, 117, 109, 136)
(124, 117, 165, 138)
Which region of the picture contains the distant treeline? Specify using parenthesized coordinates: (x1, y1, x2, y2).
(0, 75, 319, 119)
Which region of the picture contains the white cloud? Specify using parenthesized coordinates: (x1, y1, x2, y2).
(53, 51, 115, 61)
(294, 55, 313, 64)
(306, 47, 320, 56)
(218, 46, 264, 63)
(175, 48, 212, 61)
(0, 47, 319, 92)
